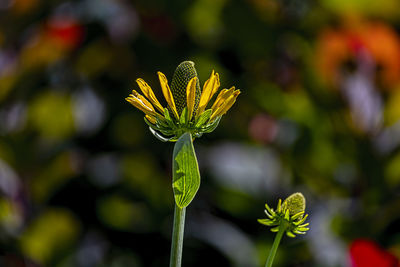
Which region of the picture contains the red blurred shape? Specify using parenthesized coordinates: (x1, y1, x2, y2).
(248, 114, 278, 144)
(350, 239, 399, 267)
(46, 19, 84, 49)
(142, 14, 177, 43)
(1, 253, 40, 267)
(347, 34, 364, 54)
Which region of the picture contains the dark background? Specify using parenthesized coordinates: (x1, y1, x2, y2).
(1, 0, 400, 266)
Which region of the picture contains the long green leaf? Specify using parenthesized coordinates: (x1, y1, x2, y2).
(172, 132, 200, 208)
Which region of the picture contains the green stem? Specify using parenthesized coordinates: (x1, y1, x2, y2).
(265, 223, 287, 267)
(170, 204, 186, 267)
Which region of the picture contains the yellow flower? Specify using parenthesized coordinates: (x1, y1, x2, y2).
(125, 61, 240, 141)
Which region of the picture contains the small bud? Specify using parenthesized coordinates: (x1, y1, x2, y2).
(283, 192, 306, 216)
(259, 192, 309, 238)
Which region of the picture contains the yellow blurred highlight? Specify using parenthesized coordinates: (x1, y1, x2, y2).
(0, 198, 22, 232)
(122, 154, 156, 187)
(215, 188, 254, 216)
(97, 195, 151, 232)
(21, 36, 67, 70)
(320, 0, 400, 18)
(310, 139, 337, 175)
(20, 209, 80, 264)
(29, 91, 74, 140)
(122, 153, 170, 206)
(185, 0, 227, 44)
(284, 90, 316, 126)
(0, 74, 18, 103)
(385, 89, 400, 126)
(75, 40, 113, 77)
(31, 152, 77, 203)
(0, 141, 16, 166)
(385, 152, 400, 187)
(111, 113, 146, 147)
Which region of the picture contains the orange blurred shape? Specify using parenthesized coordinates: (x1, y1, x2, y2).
(316, 19, 400, 90)
(20, 19, 84, 69)
(11, 0, 39, 14)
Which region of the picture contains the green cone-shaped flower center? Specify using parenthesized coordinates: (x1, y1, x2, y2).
(283, 192, 306, 216)
(170, 61, 201, 115)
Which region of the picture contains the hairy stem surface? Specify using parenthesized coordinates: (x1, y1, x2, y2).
(170, 205, 186, 267)
(265, 223, 286, 267)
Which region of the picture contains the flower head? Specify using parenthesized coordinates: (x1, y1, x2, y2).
(258, 192, 310, 238)
(126, 61, 240, 141)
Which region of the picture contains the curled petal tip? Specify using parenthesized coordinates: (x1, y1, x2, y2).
(158, 71, 179, 119)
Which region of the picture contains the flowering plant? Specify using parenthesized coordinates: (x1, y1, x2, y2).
(126, 61, 239, 267)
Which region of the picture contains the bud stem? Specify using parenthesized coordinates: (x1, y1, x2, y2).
(265, 222, 287, 267)
(170, 204, 186, 267)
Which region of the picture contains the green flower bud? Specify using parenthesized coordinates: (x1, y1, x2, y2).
(283, 192, 306, 216)
(170, 61, 201, 115)
(258, 192, 309, 238)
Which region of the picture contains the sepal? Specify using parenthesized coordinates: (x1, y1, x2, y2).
(195, 109, 212, 128)
(179, 107, 188, 126)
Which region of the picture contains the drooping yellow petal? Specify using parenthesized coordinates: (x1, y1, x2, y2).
(211, 87, 235, 111)
(131, 90, 154, 110)
(210, 90, 240, 121)
(125, 91, 158, 117)
(210, 89, 228, 111)
(186, 77, 197, 121)
(157, 71, 179, 119)
(136, 78, 164, 113)
(211, 73, 220, 97)
(145, 115, 157, 124)
(197, 71, 220, 117)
